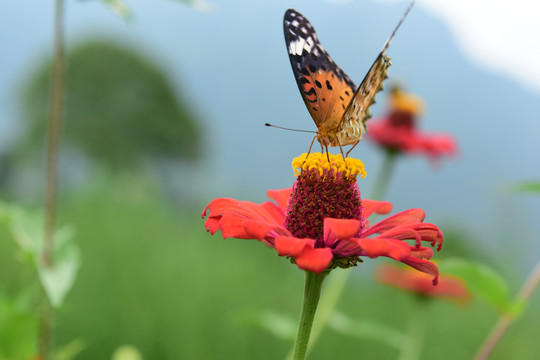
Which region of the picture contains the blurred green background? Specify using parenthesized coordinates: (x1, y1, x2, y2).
(1, 0, 540, 359)
(2, 178, 539, 359)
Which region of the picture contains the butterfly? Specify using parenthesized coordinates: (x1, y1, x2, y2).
(283, 3, 413, 157)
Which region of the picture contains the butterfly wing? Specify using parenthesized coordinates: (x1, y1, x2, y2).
(284, 9, 356, 131)
(337, 2, 414, 145)
(337, 53, 391, 145)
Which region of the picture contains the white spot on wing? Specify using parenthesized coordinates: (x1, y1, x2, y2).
(289, 38, 307, 55)
(304, 36, 314, 53)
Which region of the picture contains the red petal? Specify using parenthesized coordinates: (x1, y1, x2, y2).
(204, 215, 223, 235)
(410, 246, 434, 259)
(267, 188, 292, 213)
(274, 236, 315, 256)
(356, 237, 410, 260)
(202, 197, 289, 241)
(295, 247, 333, 273)
(362, 208, 426, 237)
(401, 257, 440, 285)
(218, 213, 251, 239)
(376, 264, 469, 300)
(368, 118, 416, 152)
(323, 218, 362, 244)
(417, 227, 444, 251)
(372, 222, 443, 250)
(240, 201, 284, 224)
(417, 133, 457, 159)
(202, 198, 238, 219)
(363, 199, 393, 217)
(333, 238, 363, 257)
(243, 220, 288, 241)
(260, 201, 287, 224)
(203, 198, 283, 225)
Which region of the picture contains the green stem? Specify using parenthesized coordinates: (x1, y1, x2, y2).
(300, 269, 348, 352)
(474, 260, 540, 360)
(291, 271, 328, 360)
(397, 296, 427, 360)
(371, 149, 398, 201)
(40, 0, 65, 358)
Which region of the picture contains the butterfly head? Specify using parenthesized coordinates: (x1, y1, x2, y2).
(315, 123, 341, 148)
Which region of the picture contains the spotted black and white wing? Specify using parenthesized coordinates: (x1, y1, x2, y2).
(284, 9, 356, 131)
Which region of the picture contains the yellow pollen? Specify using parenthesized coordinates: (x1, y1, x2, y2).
(391, 90, 425, 115)
(292, 152, 367, 179)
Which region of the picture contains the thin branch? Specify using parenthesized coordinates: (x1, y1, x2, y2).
(474, 260, 540, 360)
(39, 0, 66, 357)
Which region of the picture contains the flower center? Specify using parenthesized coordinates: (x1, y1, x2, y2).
(285, 153, 365, 245)
(390, 86, 424, 115)
(292, 152, 366, 180)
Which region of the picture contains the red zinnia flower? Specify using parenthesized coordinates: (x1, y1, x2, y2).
(376, 263, 470, 303)
(368, 85, 457, 160)
(202, 153, 443, 284)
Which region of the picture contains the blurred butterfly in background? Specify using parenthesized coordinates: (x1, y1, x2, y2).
(282, 3, 414, 157)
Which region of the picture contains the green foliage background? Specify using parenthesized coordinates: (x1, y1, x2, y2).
(1, 177, 540, 359)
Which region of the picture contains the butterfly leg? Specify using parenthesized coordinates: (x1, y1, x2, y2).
(338, 143, 346, 161)
(336, 139, 349, 169)
(345, 140, 360, 158)
(306, 135, 317, 159)
(302, 135, 318, 168)
(325, 145, 331, 162)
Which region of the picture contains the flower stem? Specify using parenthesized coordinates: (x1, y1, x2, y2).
(474, 260, 540, 360)
(371, 149, 398, 201)
(40, 0, 65, 357)
(397, 296, 427, 360)
(292, 271, 328, 360)
(296, 269, 348, 356)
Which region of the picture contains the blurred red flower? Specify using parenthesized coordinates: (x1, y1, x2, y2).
(202, 153, 443, 284)
(376, 263, 470, 302)
(368, 86, 457, 160)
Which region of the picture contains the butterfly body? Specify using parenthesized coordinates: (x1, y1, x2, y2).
(283, 7, 405, 151)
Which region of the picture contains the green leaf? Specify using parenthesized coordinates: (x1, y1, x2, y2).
(0, 291, 39, 359)
(170, 0, 215, 12)
(37, 226, 81, 308)
(111, 345, 144, 360)
(53, 338, 86, 360)
(101, 0, 133, 20)
(327, 311, 409, 350)
(1, 204, 43, 258)
(438, 258, 513, 314)
(250, 310, 296, 341)
(510, 297, 528, 317)
(512, 181, 540, 194)
(0, 203, 81, 308)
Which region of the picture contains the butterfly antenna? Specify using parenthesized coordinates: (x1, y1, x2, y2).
(265, 123, 317, 134)
(380, 1, 415, 53)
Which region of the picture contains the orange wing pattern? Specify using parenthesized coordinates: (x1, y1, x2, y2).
(283, 9, 355, 130)
(283, 5, 412, 149)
